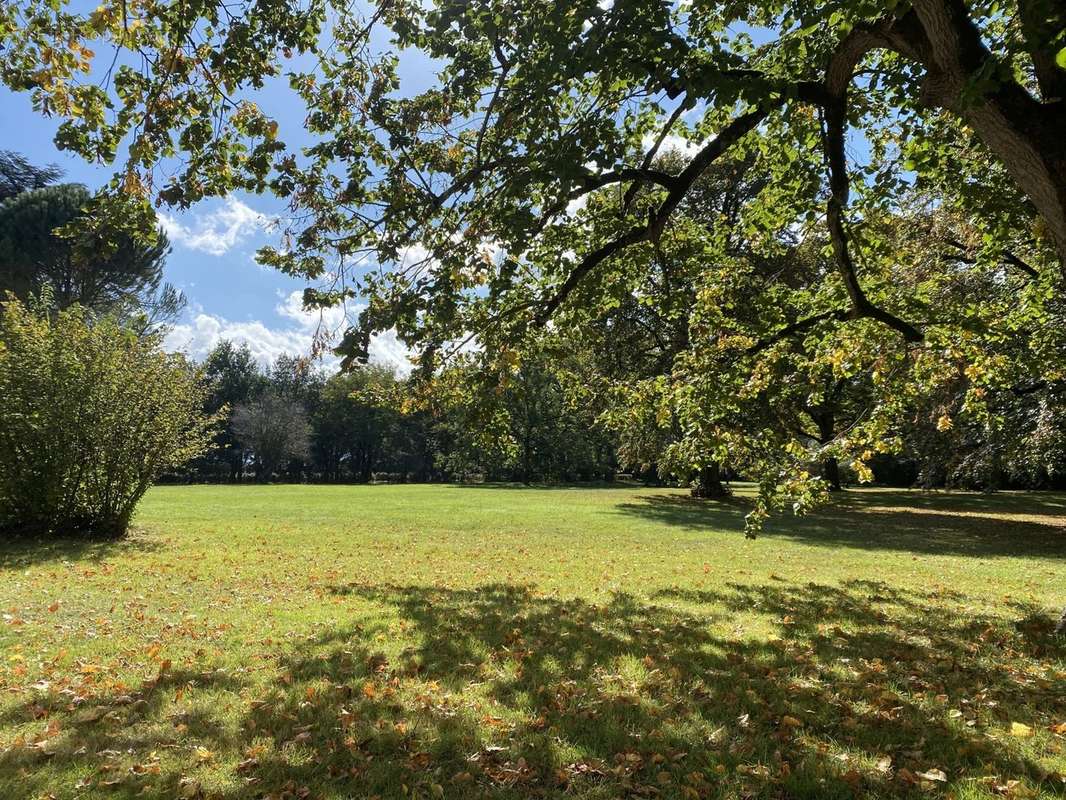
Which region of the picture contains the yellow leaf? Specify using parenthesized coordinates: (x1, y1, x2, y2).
(1011, 721, 1034, 738)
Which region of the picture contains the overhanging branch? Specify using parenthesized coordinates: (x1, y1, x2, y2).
(534, 106, 774, 324)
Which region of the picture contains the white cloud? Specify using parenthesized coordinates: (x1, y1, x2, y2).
(399, 242, 433, 269)
(565, 194, 588, 217)
(642, 133, 702, 160)
(159, 196, 271, 256)
(164, 290, 413, 374)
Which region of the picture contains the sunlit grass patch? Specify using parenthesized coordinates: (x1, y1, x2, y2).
(1, 484, 1064, 798)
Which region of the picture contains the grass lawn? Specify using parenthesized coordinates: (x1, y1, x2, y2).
(1, 484, 1064, 799)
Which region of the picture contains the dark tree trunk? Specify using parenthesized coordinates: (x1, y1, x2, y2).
(816, 411, 842, 491)
(911, 0, 1066, 274)
(844, 2, 1066, 274)
(691, 463, 730, 498)
(823, 456, 842, 492)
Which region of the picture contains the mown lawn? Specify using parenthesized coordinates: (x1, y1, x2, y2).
(1, 484, 1064, 799)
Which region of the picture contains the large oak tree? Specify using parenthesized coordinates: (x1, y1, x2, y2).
(1, 0, 1063, 510)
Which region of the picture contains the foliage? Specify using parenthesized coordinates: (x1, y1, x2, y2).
(427, 348, 618, 483)
(0, 149, 62, 202)
(0, 182, 183, 327)
(3, 0, 1064, 526)
(184, 340, 619, 485)
(312, 366, 400, 483)
(0, 484, 1062, 798)
(0, 298, 216, 537)
(231, 392, 312, 482)
(192, 340, 270, 481)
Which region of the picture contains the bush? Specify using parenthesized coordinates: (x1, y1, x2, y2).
(0, 298, 216, 537)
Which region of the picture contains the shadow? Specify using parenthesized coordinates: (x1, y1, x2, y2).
(7, 580, 1062, 799)
(614, 492, 1066, 559)
(0, 528, 161, 571)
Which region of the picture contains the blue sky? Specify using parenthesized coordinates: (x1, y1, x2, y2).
(0, 35, 435, 372)
(1, 85, 336, 364)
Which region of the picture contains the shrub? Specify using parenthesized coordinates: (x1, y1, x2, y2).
(0, 297, 216, 537)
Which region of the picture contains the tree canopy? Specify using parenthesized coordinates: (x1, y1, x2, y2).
(3, 0, 1065, 523)
(0, 182, 183, 324)
(0, 149, 62, 202)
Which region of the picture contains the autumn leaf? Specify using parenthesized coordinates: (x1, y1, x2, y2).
(1011, 721, 1033, 738)
(916, 768, 948, 782)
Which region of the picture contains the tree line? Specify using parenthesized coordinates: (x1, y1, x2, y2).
(180, 341, 618, 485)
(2, 146, 1062, 497)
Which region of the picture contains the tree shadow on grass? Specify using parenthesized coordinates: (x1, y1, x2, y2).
(0, 529, 161, 570)
(613, 492, 1066, 559)
(6, 579, 1062, 799)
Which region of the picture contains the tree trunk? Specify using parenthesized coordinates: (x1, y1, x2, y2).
(829, 4, 1066, 274)
(1056, 605, 1066, 635)
(894, 1, 1066, 272)
(823, 457, 842, 492)
(816, 411, 842, 491)
(691, 463, 730, 498)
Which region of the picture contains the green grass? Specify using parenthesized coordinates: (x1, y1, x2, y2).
(1, 484, 1064, 799)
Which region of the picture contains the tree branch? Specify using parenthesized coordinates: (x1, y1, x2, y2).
(746, 308, 849, 355)
(822, 29, 924, 343)
(622, 98, 692, 212)
(534, 106, 774, 324)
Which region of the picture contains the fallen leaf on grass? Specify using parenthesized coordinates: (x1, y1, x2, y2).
(916, 768, 947, 782)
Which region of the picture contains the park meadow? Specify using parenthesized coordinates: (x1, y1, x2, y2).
(1, 484, 1063, 799)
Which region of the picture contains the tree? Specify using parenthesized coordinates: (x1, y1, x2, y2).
(311, 366, 399, 483)
(232, 393, 312, 482)
(196, 340, 269, 481)
(423, 347, 617, 483)
(0, 183, 183, 325)
(0, 150, 62, 202)
(4, 0, 1061, 488)
(0, 297, 216, 537)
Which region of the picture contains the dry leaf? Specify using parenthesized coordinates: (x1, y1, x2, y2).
(916, 768, 947, 782)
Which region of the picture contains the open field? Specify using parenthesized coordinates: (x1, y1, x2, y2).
(1, 484, 1064, 799)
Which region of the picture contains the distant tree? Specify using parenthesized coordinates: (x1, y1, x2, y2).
(265, 354, 325, 479)
(427, 349, 617, 484)
(0, 150, 61, 202)
(0, 297, 216, 537)
(311, 366, 398, 483)
(196, 340, 268, 481)
(0, 183, 183, 325)
(232, 393, 311, 482)
(269, 354, 323, 404)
